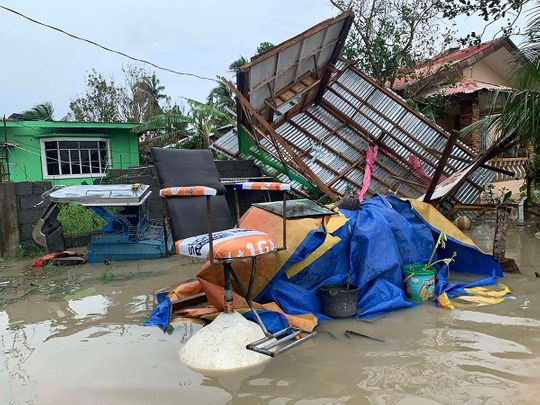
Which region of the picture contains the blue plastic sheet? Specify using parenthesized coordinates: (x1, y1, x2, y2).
(257, 195, 501, 323)
(146, 195, 502, 330)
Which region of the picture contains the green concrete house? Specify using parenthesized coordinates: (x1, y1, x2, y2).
(1, 121, 140, 185)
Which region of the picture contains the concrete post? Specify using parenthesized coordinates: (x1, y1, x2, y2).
(0, 182, 19, 258)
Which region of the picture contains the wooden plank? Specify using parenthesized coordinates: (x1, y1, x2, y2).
(438, 138, 518, 204)
(426, 147, 516, 176)
(330, 80, 459, 175)
(288, 119, 399, 192)
(328, 157, 364, 187)
(424, 130, 459, 202)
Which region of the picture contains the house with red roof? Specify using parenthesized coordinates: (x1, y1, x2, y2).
(391, 38, 523, 152)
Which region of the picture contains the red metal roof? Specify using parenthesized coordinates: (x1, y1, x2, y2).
(423, 79, 512, 97)
(392, 39, 504, 91)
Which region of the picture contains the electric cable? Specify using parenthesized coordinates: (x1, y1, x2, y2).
(0, 4, 220, 83)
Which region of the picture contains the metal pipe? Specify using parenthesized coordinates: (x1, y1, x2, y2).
(229, 264, 270, 336)
(247, 257, 256, 299)
(206, 196, 214, 264)
(262, 330, 302, 351)
(234, 188, 240, 227)
(161, 197, 169, 255)
(223, 262, 233, 313)
(282, 190, 287, 250)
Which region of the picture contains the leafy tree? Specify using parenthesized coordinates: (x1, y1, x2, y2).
(207, 82, 235, 117)
(439, 0, 530, 45)
(228, 56, 249, 73)
(331, 0, 455, 87)
(186, 98, 234, 149)
(22, 102, 55, 120)
(68, 66, 169, 123)
(68, 70, 128, 122)
(256, 41, 275, 55)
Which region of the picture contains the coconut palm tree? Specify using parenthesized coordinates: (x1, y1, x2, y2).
(207, 82, 235, 114)
(133, 98, 234, 150)
(22, 102, 55, 120)
(137, 73, 167, 118)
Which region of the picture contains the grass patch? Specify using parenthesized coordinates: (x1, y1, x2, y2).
(17, 243, 46, 258)
(58, 203, 107, 236)
(99, 266, 115, 283)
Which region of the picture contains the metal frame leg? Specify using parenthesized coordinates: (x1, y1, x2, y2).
(228, 258, 270, 337)
(223, 262, 234, 313)
(226, 257, 318, 357)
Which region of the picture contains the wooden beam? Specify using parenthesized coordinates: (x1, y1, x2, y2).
(328, 157, 364, 187)
(287, 120, 401, 193)
(438, 138, 518, 205)
(424, 130, 459, 203)
(426, 147, 516, 177)
(303, 109, 427, 195)
(330, 80, 459, 175)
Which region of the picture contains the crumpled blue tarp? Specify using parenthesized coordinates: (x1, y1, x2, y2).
(146, 195, 502, 330)
(257, 195, 502, 323)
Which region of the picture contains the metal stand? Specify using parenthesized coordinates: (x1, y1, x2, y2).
(222, 258, 317, 358)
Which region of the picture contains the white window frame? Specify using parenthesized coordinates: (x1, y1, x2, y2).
(40, 137, 112, 180)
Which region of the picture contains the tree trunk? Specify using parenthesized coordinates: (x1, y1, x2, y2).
(0, 182, 20, 258)
(493, 205, 511, 262)
(526, 139, 535, 202)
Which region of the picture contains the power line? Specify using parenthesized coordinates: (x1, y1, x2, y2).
(0, 4, 220, 83)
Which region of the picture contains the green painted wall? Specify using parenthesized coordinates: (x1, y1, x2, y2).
(1, 121, 140, 185)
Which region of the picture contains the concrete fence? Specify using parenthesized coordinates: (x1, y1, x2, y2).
(0, 160, 271, 257)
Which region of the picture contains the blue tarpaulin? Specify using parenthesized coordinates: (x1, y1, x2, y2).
(146, 195, 502, 330)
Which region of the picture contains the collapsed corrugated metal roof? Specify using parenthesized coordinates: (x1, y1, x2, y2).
(210, 128, 240, 158)
(223, 11, 498, 205)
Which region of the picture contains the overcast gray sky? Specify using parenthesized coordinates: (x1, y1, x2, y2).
(0, 0, 528, 119)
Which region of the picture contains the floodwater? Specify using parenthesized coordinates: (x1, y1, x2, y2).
(1, 222, 540, 404)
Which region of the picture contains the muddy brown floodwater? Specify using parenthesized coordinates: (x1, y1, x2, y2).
(1, 221, 540, 404)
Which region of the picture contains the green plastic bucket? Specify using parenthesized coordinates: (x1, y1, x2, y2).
(402, 264, 436, 302)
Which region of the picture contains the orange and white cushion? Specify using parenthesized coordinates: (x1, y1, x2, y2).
(160, 186, 217, 197)
(234, 182, 291, 191)
(175, 228, 275, 259)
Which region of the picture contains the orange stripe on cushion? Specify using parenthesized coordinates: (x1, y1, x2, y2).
(234, 182, 291, 191)
(160, 186, 217, 197)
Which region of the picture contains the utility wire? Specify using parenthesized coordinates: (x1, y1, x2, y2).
(0, 4, 220, 83)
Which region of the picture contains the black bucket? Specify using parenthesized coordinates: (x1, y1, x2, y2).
(320, 284, 358, 318)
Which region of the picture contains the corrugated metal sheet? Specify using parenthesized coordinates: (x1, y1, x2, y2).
(422, 79, 513, 97)
(242, 13, 349, 111)
(246, 62, 495, 204)
(210, 128, 239, 158)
